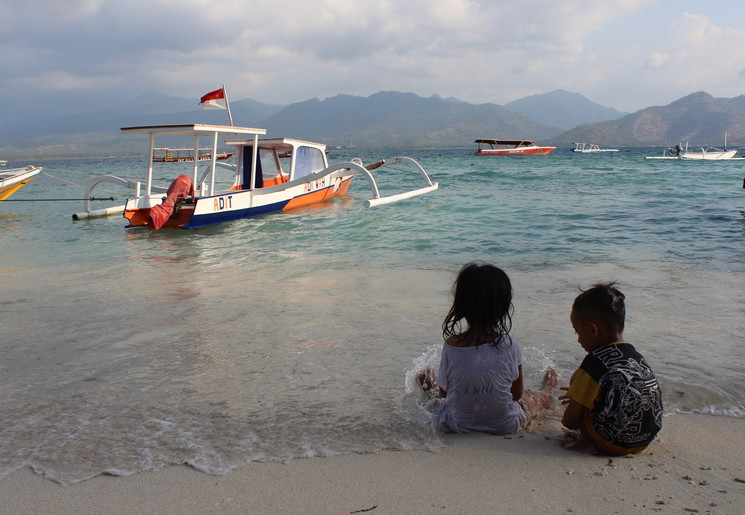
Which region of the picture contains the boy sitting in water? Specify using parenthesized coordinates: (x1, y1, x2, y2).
(561, 283, 663, 455)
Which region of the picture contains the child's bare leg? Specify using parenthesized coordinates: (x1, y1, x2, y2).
(522, 366, 559, 414)
(565, 416, 600, 455)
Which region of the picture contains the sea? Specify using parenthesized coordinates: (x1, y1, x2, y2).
(1, 147, 744, 485)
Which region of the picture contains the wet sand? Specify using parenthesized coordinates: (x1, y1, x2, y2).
(1, 413, 744, 514)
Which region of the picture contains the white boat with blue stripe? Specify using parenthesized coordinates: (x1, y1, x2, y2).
(74, 123, 438, 230)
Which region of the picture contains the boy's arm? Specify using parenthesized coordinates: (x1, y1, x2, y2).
(561, 366, 596, 429)
(562, 399, 586, 430)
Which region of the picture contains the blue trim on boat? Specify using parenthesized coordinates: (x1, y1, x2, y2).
(181, 199, 290, 229)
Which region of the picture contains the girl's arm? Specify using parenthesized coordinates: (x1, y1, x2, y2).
(511, 364, 524, 401)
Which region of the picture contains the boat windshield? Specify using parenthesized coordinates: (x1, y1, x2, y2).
(294, 146, 326, 179)
(259, 148, 281, 179)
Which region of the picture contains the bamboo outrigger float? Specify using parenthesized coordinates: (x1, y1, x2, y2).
(73, 124, 438, 229)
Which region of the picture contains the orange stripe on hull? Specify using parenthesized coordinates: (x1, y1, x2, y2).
(124, 209, 150, 227)
(283, 177, 352, 211)
(476, 147, 555, 156)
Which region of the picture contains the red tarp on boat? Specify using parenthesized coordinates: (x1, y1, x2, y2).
(148, 174, 194, 230)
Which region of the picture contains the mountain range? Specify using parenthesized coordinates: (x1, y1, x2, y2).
(505, 89, 627, 130)
(1, 89, 744, 158)
(554, 91, 745, 147)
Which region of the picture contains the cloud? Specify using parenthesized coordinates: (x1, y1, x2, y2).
(645, 52, 669, 69)
(1, 0, 745, 116)
(641, 12, 745, 98)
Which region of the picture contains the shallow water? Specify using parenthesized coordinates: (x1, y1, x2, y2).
(1, 148, 744, 484)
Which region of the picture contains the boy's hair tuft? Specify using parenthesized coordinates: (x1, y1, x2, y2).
(572, 282, 626, 334)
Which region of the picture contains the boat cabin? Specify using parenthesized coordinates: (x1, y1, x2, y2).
(475, 139, 538, 150)
(225, 138, 328, 190)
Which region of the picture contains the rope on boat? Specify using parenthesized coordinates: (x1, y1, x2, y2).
(43, 167, 140, 180)
(41, 171, 124, 196)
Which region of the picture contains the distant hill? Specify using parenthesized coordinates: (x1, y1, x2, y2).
(4, 89, 745, 157)
(505, 89, 627, 130)
(261, 91, 558, 147)
(0, 93, 284, 158)
(0, 91, 559, 157)
(554, 92, 745, 146)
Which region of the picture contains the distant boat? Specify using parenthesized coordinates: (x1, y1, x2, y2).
(678, 144, 738, 160)
(572, 143, 619, 153)
(647, 134, 739, 160)
(0, 159, 7, 166)
(0, 166, 42, 204)
(475, 139, 555, 156)
(152, 147, 234, 163)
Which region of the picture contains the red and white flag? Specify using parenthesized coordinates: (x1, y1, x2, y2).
(199, 88, 227, 109)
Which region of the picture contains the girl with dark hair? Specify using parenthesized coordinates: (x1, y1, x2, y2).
(418, 262, 557, 434)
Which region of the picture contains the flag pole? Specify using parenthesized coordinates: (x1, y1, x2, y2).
(222, 84, 234, 126)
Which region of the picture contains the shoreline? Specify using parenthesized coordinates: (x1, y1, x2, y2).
(2, 413, 744, 514)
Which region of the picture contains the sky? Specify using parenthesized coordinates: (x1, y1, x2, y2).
(2, 0, 745, 120)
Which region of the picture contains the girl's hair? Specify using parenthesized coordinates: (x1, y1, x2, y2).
(442, 261, 513, 346)
(572, 282, 626, 334)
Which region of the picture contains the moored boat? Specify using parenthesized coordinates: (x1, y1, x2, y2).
(0, 166, 42, 204)
(646, 144, 740, 160)
(152, 147, 234, 163)
(678, 146, 738, 160)
(74, 124, 438, 229)
(647, 134, 740, 160)
(475, 139, 555, 156)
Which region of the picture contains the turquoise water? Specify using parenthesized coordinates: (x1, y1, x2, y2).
(1, 149, 744, 484)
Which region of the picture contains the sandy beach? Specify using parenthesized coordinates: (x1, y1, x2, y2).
(1, 413, 743, 514)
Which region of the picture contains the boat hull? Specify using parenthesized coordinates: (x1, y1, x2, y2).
(0, 166, 41, 203)
(679, 149, 738, 160)
(124, 175, 354, 229)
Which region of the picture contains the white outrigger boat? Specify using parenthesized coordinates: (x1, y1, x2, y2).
(73, 124, 438, 230)
(572, 143, 619, 153)
(646, 134, 741, 160)
(678, 145, 738, 160)
(0, 165, 42, 205)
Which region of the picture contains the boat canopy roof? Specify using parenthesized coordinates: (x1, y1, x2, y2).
(121, 124, 266, 137)
(475, 139, 536, 147)
(226, 137, 327, 153)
